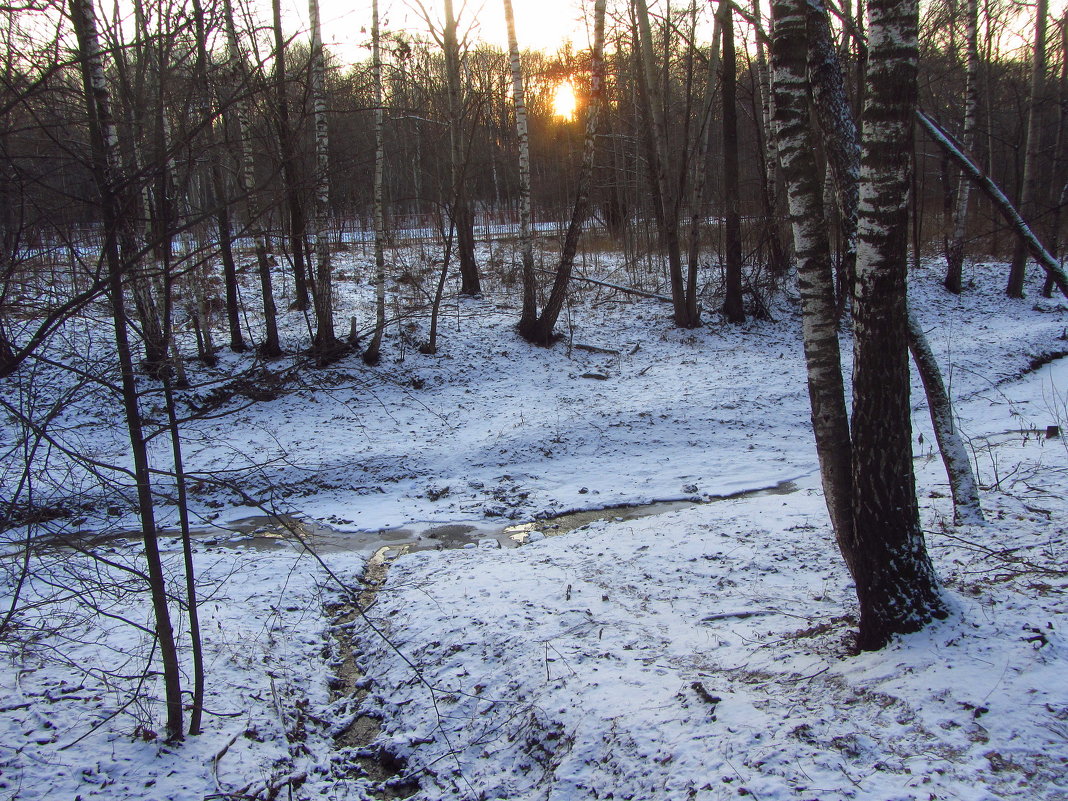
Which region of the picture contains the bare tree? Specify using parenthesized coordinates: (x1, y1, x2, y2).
(943, 0, 980, 294)
(518, 0, 607, 345)
(503, 0, 538, 333)
(363, 0, 387, 365)
(771, 0, 855, 568)
(444, 0, 481, 296)
(720, 0, 745, 323)
(222, 0, 282, 358)
(1006, 0, 1048, 298)
(273, 0, 310, 312)
(68, 0, 184, 738)
(850, 0, 945, 649)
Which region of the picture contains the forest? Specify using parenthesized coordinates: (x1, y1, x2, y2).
(1, 0, 1067, 798)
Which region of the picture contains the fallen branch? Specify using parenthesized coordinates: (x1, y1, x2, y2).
(534, 266, 673, 302)
(573, 342, 622, 355)
(916, 109, 1068, 298)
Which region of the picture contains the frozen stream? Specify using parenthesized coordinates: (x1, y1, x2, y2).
(135, 477, 804, 561)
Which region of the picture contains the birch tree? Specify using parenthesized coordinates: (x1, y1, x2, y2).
(807, 0, 860, 309)
(308, 0, 342, 361)
(771, 0, 855, 568)
(273, 0, 310, 312)
(503, 0, 538, 333)
(851, 0, 945, 649)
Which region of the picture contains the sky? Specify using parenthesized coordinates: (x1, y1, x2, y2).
(277, 0, 595, 66)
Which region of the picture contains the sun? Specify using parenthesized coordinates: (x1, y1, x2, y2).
(551, 80, 579, 121)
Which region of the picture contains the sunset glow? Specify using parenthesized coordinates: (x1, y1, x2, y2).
(551, 81, 579, 121)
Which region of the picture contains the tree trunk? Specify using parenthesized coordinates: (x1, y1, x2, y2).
(518, 0, 606, 345)
(771, 0, 855, 571)
(272, 0, 309, 311)
(807, 0, 860, 311)
(944, 0, 980, 294)
(634, 0, 695, 327)
(223, 0, 281, 357)
(1042, 15, 1067, 297)
(69, 0, 184, 739)
(684, 5, 724, 329)
(906, 307, 984, 524)
(851, 0, 945, 650)
(444, 0, 481, 296)
(503, 0, 538, 332)
(721, 0, 746, 323)
(917, 110, 1068, 297)
(363, 0, 387, 365)
(1006, 0, 1048, 298)
(749, 0, 790, 277)
(308, 0, 341, 362)
(190, 0, 247, 354)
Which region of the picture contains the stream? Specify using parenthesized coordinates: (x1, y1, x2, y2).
(141, 477, 803, 561)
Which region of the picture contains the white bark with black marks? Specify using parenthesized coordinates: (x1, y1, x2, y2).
(851, 0, 945, 650)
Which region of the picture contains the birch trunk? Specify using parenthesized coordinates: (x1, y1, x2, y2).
(770, 0, 855, 570)
(503, 0, 537, 331)
(308, 0, 341, 361)
(943, 0, 979, 293)
(223, 0, 281, 357)
(1006, 0, 1048, 298)
(917, 109, 1068, 296)
(69, 0, 184, 739)
(1042, 16, 1067, 297)
(518, 0, 606, 345)
(851, 0, 945, 650)
(807, 0, 860, 310)
(363, 0, 387, 365)
(750, 0, 789, 276)
(906, 307, 984, 523)
(273, 0, 310, 310)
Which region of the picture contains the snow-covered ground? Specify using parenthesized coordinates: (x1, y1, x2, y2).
(1, 251, 1066, 800)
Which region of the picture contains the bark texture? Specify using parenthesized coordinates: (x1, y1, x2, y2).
(504, 0, 538, 332)
(807, 0, 860, 308)
(906, 307, 984, 524)
(771, 0, 855, 570)
(851, 0, 945, 650)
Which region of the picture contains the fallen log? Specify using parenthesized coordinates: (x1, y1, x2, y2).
(916, 109, 1068, 299)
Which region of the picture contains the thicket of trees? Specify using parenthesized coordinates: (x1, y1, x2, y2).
(2, 0, 1067, 743)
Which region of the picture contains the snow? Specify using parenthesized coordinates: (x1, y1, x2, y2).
(1, 251, 1067, 800)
